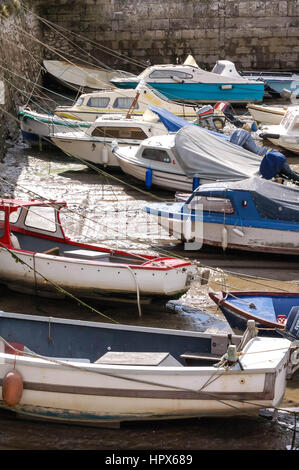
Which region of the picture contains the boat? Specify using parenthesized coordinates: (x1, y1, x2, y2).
(112, 120, 262, 192)
(18, 108, 91, 148)
(212, 60, 299, 96)
(110, 56, 264, 103)
(43, 60, 135, 91)
(247, 103, 288, 125)
(0, 310, 296, 426)
(54, 83, 200, 122)
(258, 107, 299, 154)
(51, 109, 170, 168)
(0, 198, 195, 302)
(209, 290, 299, 338)
(144, 176, 299, 255)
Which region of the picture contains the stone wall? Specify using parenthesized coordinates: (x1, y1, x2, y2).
(38, 0, 299, 75)
(0, 1, 43, 160)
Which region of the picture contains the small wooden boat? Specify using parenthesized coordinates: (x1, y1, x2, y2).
(247, 103, 287, 125)
(51, 109, 169, 168)
(43, 60, 135, 91)
(209, 291, 299, 338)
(0, 199, 195, 302)
(54, 83, 199, 122)
(258, 107, 299, 154)
(0, 310, 295, 427)
(18, 108, 91, 148)
(144, 176, 299, 255)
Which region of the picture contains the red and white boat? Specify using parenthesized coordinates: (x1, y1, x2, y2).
(0, 199, 195, 302)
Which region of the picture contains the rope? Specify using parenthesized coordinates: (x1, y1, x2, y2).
(0, 241, 119, 324)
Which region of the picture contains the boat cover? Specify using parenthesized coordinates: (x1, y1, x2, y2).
(173, 125, 262, 180)
(197, 176, 299, 222)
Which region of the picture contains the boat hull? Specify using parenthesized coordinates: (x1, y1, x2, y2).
(0, 247, 192, 300)
(51, 135, 120, 167)
(247, 104, 285, 125)
(209, 291, 299, 336)
(112, 81, 264, 103)
(0, 338, 290, 425)
(156, 217, 299, 255)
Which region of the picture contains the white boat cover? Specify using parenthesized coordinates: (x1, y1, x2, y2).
(173, 125, 262, 180)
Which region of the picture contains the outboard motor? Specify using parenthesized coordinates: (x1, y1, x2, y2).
(285, 306, 299, 339)
(196, 104, 226, 132)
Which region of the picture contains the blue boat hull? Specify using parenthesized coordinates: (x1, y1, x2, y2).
(266, 79, 299, 95)
(209, 291, 299, 336)
(112, 81, 264, 102)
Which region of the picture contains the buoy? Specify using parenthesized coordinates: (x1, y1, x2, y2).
(2, 369, 23, 407)
(184, 217, 192, 241)
(145, 168, 152, 188)
(232, 227, 245, 237)
(192, 177, 200, 191)
(221, 226, 228, 251)
(102, 146, 109, 165)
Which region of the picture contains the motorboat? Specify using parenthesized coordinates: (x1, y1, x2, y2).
(51, 109, 170, 167)
(212, 60, 299, 96)
(18, 108, 91, 148)
(0, 310, 296, 426)
(258, 107, 299, 154)
(43, 59, 135, 91)
(112, 121, 262, 192)
(144, 176, 299, 255)
(0, 198, 195, 302)
(209, 290, 299, 339)
(54, 83, 200, 121)
(110, 56, 264, 103)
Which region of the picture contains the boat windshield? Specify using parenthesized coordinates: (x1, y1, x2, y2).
(280, 111, 295, 130)
(113, 97, 139, 109)
(188, 196, 234, 213)
(75, 97, 84, 106)
(149, 70, 193, 79)
(24, 206, 57, 233)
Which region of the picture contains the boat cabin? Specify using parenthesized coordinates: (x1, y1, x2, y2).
(0, 199, 67, 251)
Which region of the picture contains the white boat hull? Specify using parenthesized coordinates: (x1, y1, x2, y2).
(0, 335, 291, 425)
(247, 104, 285, 125)
(51, 134, 120, 167)
(0, 248, 192, 299)
(158, 217, 299, 255)
(117, 157, 205, 192)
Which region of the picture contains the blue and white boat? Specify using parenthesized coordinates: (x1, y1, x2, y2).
(0, 309, 295, 426)
(110, 58, 264, 103)
(212, 60, 299, 97)
(144, 176, 299, 255)
(209, 290, 299, 339)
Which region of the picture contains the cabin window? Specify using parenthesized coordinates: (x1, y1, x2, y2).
(212, 63, 226, 75)
(141, 148, 171, 163)
(188, 196, 234, 213)
(87, 97, 110, 108)
(91, 126, 148, 139)
(75, 97, 84, 106)
(112, 97, 139, 109)
(0, 210, 5, 238)
(149, 70, 193, 80)
(9, 208, 21, 224)
(24, 206, 57, 233)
